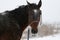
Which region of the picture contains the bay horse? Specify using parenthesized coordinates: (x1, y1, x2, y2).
(0, 0, 42, 40)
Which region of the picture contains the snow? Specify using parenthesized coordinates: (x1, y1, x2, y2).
(21, 24, 60, 40)
(21, 33, 60, 40)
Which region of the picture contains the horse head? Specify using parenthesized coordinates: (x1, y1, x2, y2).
(27, 0, 42, 34)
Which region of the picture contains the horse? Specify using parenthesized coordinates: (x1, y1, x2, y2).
(0, 0, 42, 40)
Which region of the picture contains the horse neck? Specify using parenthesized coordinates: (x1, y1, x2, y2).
(8, 7, 25, 18)
(8, 6, 29, 26)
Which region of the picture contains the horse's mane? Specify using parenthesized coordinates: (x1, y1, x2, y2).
(9, 5, 26, 13)
(7, 5, 28, 18)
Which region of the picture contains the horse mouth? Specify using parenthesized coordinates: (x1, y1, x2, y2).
(31, 29, 38, 34)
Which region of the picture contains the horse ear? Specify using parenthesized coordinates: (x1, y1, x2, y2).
(26, 0, 31, 5)
(38, 0, 42, 8)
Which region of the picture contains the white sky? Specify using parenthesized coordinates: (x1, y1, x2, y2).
(0, 0, 60, 24)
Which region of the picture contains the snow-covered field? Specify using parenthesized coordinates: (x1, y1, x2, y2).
(21, 23, 60, 40)
(22, 33, 60, 40)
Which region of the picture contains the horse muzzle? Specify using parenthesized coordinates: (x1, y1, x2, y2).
(31, 29, 38, 34)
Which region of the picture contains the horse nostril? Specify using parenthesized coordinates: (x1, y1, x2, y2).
(31, 29, 38, 34)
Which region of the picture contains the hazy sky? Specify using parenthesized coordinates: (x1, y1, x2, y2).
(0, 0, 60, 24)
